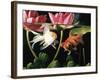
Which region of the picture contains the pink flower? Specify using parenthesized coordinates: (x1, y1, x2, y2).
(48, 12, 74, 25)
(23, 10, 47, 32)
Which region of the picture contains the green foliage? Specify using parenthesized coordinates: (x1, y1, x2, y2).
(70, 26, 90, 36)
(48, 60, 59, 68)
(26, 52, 48, 69)
(56, 25, 64, 31)
(64, 55, 79, 67)
(26, 62, 33, 69)
(38, 52, 48, 63)
(67, 61, 75, 67)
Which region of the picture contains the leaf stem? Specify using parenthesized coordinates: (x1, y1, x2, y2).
(47, 30, 63, 67)
(53, 30, 63, 60)
(26, 30, 38, 59)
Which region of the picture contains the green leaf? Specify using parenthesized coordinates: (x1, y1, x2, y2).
(67, 61, 75, 67)
(26, 52, 48, 69)
(66, 55, 73, 62)
(65, 55, 77, 67)
(70, 26, 91, 36)
(34, 52, 48, 68)
(26, 62, 33, 69)
(38, 52, 48, 63)
(48, 60, 59, 68)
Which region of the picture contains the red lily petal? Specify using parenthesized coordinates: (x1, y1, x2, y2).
(24, 23, 43, 32)
(26, 17, 36, 24)
(54, 13, 60, 24)
(58, 13, 64, 24)
(28, 11, 39, 18)
(23, 10, 47, 32)
(35, 15, 47, 23)
(63, 13, 70, 18)
(63, 13, 71, 24)
(49, 12, 74, 25)
(68, 13, 74, 25)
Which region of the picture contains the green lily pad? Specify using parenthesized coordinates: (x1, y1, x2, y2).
(70, 26, 91, 36)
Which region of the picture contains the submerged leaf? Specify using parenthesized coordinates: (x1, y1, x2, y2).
(48, 60, 59, 68)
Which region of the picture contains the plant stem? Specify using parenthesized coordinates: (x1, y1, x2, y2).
(82, 47, 85, 65)
(53, 30, 63, 60)
(26, 30, 38, 59)
(47, 30, 63, 67)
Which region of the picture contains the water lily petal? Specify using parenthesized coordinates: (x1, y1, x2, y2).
(48, 13, 55, 24)
(37, 15, 47, 23)
(64, 13, 74, 24)
(24, 23, 43, 32)
(23, 11, 27, 22)
(58, 13, 64, 24)
(27, 17, 35, 24)
(23, 10, 47, 32)
(68, 13, 74, 24)
(54, 13, 60, 24)
(49, 12, 75, 25)
(28, 11, 38, 18)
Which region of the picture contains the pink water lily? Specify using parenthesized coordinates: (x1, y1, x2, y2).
(23, 10, 47, 32)
(48, 12, 74, 25)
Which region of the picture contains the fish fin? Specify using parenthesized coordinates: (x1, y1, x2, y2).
(30, 35, 43, 43)
(30, 30, 39, 35)
(40, 40, 45, 45)
(32, 43, 35, 49)
(51, 44, 56, 49)
(43, 25, 50, 34)
(40, 43, 49, 50)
